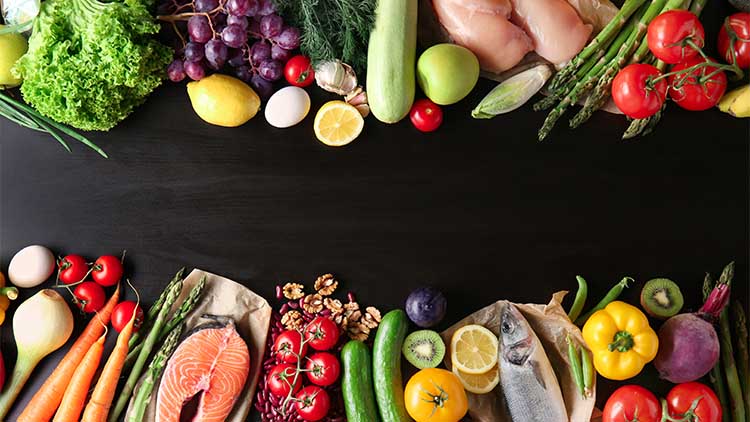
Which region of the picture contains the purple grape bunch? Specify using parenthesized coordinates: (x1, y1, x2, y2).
(163, 0, 301, 98)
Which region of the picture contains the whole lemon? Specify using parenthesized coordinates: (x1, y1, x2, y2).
(187, 74, 261, 127)
(0, 26, 28, 88)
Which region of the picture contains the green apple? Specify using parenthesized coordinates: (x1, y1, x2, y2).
(0, 26, 28, 88)
(417, 44, 479, 105)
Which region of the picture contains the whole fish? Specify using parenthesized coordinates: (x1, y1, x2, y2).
(498, 303, 568, 422)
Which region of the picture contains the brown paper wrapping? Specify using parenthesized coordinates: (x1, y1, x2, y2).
(124, 269, 272, 422)
(441, 292, 596, 422)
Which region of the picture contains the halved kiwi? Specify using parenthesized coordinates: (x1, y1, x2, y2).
(640, 278, 684, 319)
(402, 330, 446, 369)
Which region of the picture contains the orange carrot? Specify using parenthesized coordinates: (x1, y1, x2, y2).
(81, 303, 137, 422)
(52, 331, 107, 422)
(17, 285, 120, 422)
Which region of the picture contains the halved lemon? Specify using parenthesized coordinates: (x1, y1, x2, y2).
(313, 100, 364, 147)
(450, 324, 498, 374)
(452, 364, 499, 394)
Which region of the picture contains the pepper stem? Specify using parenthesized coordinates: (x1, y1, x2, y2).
(608, 331, 635, 352)
(0, 287, 18, 300)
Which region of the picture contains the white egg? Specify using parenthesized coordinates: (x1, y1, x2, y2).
(8, 245, 55, 288)
(265, 86, 311, 128)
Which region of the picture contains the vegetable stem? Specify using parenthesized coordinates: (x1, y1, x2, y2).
(567, 276, 588, 322)
(705, 277, 731, 422)
(721, 307, 746, 422)
(733, 301, 750, 413)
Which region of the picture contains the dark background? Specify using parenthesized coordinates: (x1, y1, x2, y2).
(1, 1, 748, 420)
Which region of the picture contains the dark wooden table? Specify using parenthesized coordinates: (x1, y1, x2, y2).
(0, 1, 748, 419)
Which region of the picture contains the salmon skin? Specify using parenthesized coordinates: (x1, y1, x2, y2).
(156, 316, 250, 422)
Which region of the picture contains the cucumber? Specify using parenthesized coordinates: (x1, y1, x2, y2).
(341, 341, 380, 422)
(366, 0, 418, 124)
(373, 309, 412, 422)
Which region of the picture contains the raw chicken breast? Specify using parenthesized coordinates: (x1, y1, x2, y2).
(432, 0, 533, 73)
(510, 0, 592, 64)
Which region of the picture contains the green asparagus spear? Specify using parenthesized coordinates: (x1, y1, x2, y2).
(733, 301, 750, 414)
(129, 268, 185, 350)
(716, 263, 745, 422)
(704, 275, 731, 422)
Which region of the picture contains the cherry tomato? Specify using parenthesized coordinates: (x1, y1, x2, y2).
(647, 10, 705, 64)
(91, 255, 123, 287)
(295, 386, 331, 421)
(111, 301, 144, 333)
(305, 352, 340, 387)
(667, 382, 722, 422)
(58, 254, 89, 285)
(273, 330, 308, 363)
(266, 363, 302, 397)
(602, 385, 661, 422)
(409, 99, 443, 133)
(74, 281, 106, 313)
(611, 64, 668, 119)
(669, 56, 727, 111)
(304, 317, 340, 351)
(718, 13, 750, 69)
(284, 55, 315, 88)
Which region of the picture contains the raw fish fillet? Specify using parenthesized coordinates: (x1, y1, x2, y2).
(156, 318, 250, 422)
(432, 0, 533, 73)
(510, 0, 592, 65)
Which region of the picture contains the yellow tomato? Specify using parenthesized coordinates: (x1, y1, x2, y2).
(404, 368, 468, 422)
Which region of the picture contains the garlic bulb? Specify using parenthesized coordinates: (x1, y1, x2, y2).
(315, 60, 359, 96)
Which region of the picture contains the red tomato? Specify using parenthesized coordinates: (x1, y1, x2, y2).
(58, 254, 89, 285)
(266, 363, 302, 397)
(611, 64, 668, 119)
(603, 385, 661, 422)
(74, 281, 106, 313)
(295, 386, 331, 421)
(718, 13, 750, 69)
(91, 255, 123, 287)
(305, 352, 340, 387)
(284, 55, 315, 88)
(647, 10, 705, 64)
(304, 317, 340, 351)
(667, 382, 722, 422)
(111, 301, 144, 333)
(409, 99, 443, 133)
(669, 56, 727, 111)
(273, 330, 308, 363)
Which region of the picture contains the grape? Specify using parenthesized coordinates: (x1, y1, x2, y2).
(213, 12, 227, 26)
(258, 59, 283, 81)
(226, 0, 250, 16)
(184, 60, 206, 80)
(228, 48, 246, 67)
(260, 14, 283, 38)
(235, 65, 253, 82)
(244, 0, 259, 17)
(221, 24, 248, 48)
(184, 42, 205, 62)
(227, 15, 249, 30)
(257, 0, 276, 16)
(205, 39, 228, 69)
(251, 74, 274, 98)
(167, 59, 186, 82)
(248, 18, 261, 37)
(249, 40, 271, 64)
(273, 26, 300, 50)
(188, 15, 212, 43)
(270, 44, 292, 62)
(194, 0, 218, 12)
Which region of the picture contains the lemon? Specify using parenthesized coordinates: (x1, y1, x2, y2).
(313, 100, 364, 146)
(452, 364, 499, 394)
(451, 324, 498, 374)
(0, 26, 28, 88)
(187, 74, 260, 127)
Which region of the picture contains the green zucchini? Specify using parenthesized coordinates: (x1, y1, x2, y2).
(341, 341, 380, 422)
(366, 0, 418, 123)
(373, 309, 412, 422)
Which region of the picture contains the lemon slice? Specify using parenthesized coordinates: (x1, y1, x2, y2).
(450, 324, 498, 374)
(452, 364, 499, 394)
(314, 100, 364, 147)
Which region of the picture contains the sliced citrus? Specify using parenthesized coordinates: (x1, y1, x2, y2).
(450, 324, 498, 374)
(452, 364, 499, 394)
(313, 100, 364, 147)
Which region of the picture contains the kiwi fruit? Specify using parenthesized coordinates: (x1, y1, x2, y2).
(402, 330, 446, 369)
(640, 278, 684, 319)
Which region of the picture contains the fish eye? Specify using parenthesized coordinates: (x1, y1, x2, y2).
(501, 320, 514, 334)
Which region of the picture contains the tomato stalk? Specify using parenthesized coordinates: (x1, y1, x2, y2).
(659, 396, 705, 422)
(278, 322, 317, 418)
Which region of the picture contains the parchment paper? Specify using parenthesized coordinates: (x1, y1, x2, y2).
(441, 292, 596, 422)
(123, 269, 272, 422)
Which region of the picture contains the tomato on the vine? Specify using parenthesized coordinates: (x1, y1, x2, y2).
(58, 254, 88, 285)
(74, 281, 106, 313)
(612, 64, 668, 119)
(304, 316, 340, 351)
(409, 99, 443, 133)
(295, 386, 331, 421)
(669, 56, 727, 111)
(284, 55, 315, 88)
(111, 301, 144, 333)
(647, 10, 705, 64)
(266, 363, 302, 397)
(718, 13, 750, 69)
(602, 385, 661, 422)
(91, 255, 123, 287)
(305, 352, 340, 387)
(273, 330, 307, 363)
(667, 382, 722, 422)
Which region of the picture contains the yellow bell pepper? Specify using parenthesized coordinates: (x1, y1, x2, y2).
(582, 301, 658, 381)
(0, 272, 18, 326)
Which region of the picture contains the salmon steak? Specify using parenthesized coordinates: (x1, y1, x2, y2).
(156, 317, 250, 422)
